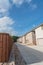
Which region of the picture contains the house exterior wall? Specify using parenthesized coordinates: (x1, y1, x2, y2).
(25, 32, 33, 45)
(17, 24, 43, 46)
(32, 31, 36, 45)
(35, 26, 43, 45)
(17, 36, 26, 44)
(17, 32, 36, 45)
(22, 36, 26, 43)
(17, 38, 22, 43)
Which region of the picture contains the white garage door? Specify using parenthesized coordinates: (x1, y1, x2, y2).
(37, 39, 43, 46)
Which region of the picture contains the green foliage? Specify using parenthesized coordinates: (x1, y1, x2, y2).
(12, 36, 19, 42)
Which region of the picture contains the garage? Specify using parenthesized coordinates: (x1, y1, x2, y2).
(37, 38, 43, 46)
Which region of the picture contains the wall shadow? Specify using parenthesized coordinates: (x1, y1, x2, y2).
(8, 43, 43, 65)
(8, 43, 15, 65)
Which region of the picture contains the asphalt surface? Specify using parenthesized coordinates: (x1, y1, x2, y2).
(16, 43, 43, 65)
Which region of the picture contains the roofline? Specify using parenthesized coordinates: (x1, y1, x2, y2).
(20, 23, 43, 37)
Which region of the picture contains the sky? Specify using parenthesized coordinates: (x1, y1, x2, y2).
(0, 0, 43, 36)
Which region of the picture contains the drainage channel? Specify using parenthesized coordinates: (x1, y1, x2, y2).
(14, 43, 26, 65)
(8, 43, 15, 65)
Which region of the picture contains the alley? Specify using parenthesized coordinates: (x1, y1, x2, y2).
(15, 43, 43, 65)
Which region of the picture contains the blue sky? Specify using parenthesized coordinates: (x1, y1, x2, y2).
(0, 0, 43, 36)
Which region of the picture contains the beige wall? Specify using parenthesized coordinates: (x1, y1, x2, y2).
(17, 38, 22, 43)
(35, 26, 43, 38)
(22, 36, 26, 43)
(32, 31, 36, 45)
(25, 31, 36, 45)
(25, 32, 33, 45)
(17, 31, 36, 45)
(35, 26, 43, 45)
(17, 25, 43, 46)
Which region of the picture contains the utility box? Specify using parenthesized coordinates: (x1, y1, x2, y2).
(0, 33, 13, 62)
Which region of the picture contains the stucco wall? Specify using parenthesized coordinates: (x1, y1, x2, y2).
(35, 26, 43, 38)
(17, 25, 43, 46)
(35, 26, 43, 45)
(32, 32, 36, 45)
(22, 36, 26, 43)
(25, 32, 33, 45)
(17, 36, 26, 44)
(17, 38, 22, 43)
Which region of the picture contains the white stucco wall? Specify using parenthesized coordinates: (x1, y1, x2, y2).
(35, 26, 43, 38)
(35, 26, 43, 45)
(17, 38, 22, 43)
(25, 32, 33, 44)
(22, 36, 26, 43)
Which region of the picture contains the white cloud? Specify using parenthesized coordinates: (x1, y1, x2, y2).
(0, 16, 14, 26)
(12, 0, 32, 6)
(12, 0, 37, 9)
(28, 2, 37, 10)
(0, 0, 11, 14)
(12, 0, 24, 6)
(32, 4, 37, 10)
(0, 16, 17, 35)
(0, 9, 6, 13)
(26, 0, 32, 3)
(0, 0, 37, 16)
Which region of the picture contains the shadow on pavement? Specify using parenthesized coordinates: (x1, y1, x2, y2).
(15, 43, 43, 65)
(8, 43, 43, 65)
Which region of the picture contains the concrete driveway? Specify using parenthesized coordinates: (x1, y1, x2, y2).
(16, 43, 43, 65)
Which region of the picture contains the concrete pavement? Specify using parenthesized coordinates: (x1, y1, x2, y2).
(15, 43, 43, 65)
(8, 43, 15, 65)
(0, 42, 43, 65)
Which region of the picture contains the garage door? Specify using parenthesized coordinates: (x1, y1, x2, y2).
(37, 38, 43, 46)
